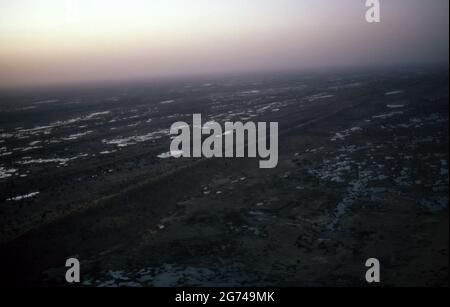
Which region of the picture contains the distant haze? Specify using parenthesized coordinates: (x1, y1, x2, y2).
(0, 0, 448, 88)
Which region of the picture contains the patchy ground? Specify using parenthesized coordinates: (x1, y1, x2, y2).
(0, 69, 448, 286)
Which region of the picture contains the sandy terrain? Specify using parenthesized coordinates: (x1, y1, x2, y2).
(0, 69, 448, 286)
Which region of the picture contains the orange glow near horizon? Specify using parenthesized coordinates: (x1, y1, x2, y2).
(0, 0, 448, 88)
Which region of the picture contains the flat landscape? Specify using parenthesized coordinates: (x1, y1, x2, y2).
(0, 68, 448, 286)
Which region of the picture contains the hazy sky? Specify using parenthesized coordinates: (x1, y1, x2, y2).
(0, 0, 448, 88)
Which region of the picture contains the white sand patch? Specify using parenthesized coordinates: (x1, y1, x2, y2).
(61, 131, 93, 141)
(160, 100, 175, 104)
(19, 153, 88, 166)
(385, 90, 404, 96)
(7, 191, 39, 201)
(307, 93, 334, 102)
(15, 111, 109, 140)
(21, 146, 43, 152)
(157, 150, 184, 159)
(331, 127, 362, 141)
(387, 104, 405, 109)
(103, 130, 166, 148)
(85, 111, 110, 119)
(372, 111, 404, 120)
(1, 133, 15, 139)
(0, 167, 17, 179)
(100, 150, 117, 155)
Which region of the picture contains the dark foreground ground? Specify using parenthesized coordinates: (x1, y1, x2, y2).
(0, 68, 448, 286)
